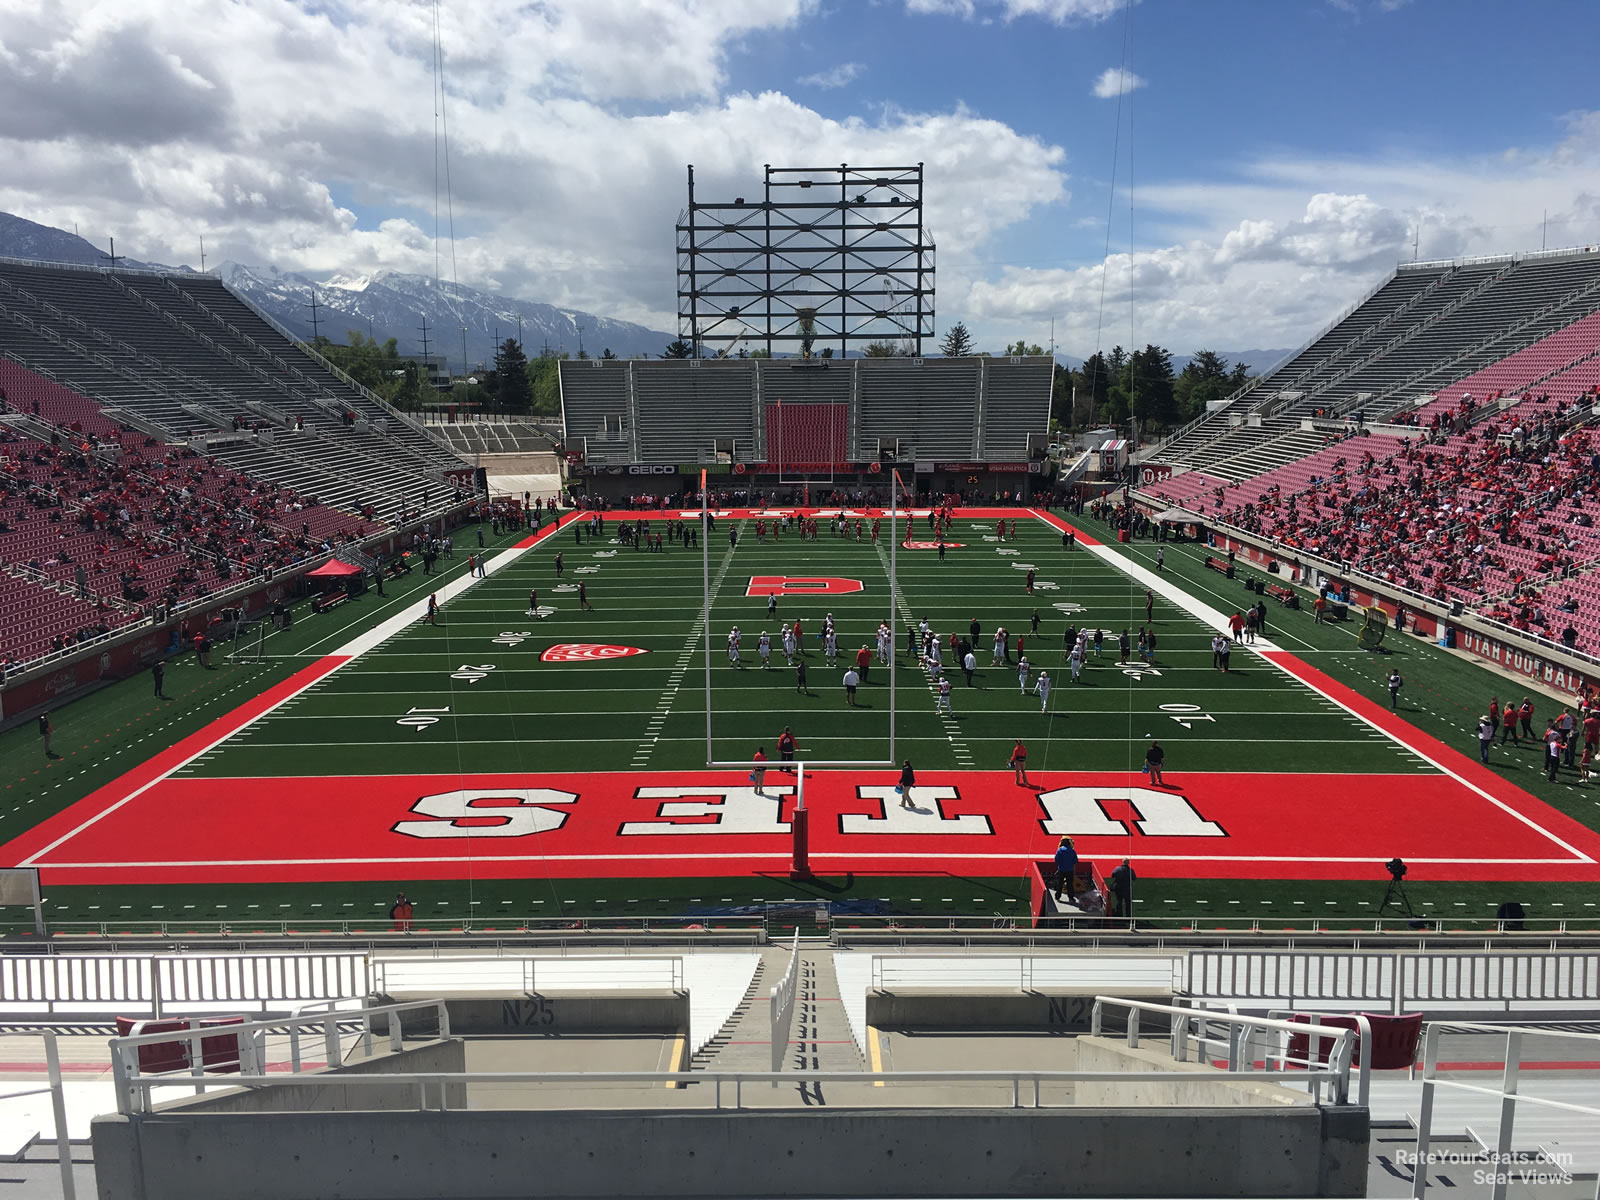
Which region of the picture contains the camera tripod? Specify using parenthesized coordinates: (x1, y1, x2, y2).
(1378, 874, 1415, 918)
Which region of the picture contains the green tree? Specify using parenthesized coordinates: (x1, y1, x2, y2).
(749, 347, 773, 359)
(863, 340, 902, 357)
(1173, 349, 1236, 423)
(1005, 339, 1046, 356)
(819, 347, 834, 359)
(1050, 363, 1077, 428)
(527, 349, 566, 415)
(661, 338, 694, 359)
(493, 338, 532, 413)
(939, 322, 974, 357)
(1079, 352, 1111, 424)
(601, 347, 617, 360)
(1129, 343, 1177, 429)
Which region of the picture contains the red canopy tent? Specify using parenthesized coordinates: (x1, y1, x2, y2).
(305, 560, 363, 578)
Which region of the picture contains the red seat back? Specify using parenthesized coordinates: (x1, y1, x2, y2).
(1285, 1011, 1422, 1069)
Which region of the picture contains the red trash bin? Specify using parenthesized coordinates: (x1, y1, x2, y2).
(1117, 529, 1129, 543)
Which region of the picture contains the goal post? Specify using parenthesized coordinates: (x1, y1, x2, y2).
(701, 470, 904, 768)
(0, 867, 45, 936)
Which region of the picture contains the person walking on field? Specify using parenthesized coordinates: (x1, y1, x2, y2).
(1145, 589, 1154, 624)
(750, 747, 768, 796)
(778, 726, 798, 770)
(579, 581, 594, 611)
(1144, 739, 1166, 786)
(39, 712, 54, 759)
(1034, 670, 1052, 713)
(1519, 698, 1535, 740)
(425, 593, 438, 626)
(1387, 669, 1404, 711)
(897, 760, 916, 810)
(1009, 739, 1029, 787)
(152, 660, 165, 699)
(1500, 700, 1519, 744)
(795, 660, 810, 695)
(843, 666, 860, 706)
(937, 675, 953, 715)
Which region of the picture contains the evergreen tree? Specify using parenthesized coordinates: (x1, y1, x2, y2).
(494, 338, 532, 413)
(939, 322, 974, 358)
(661, 338, 694, 359)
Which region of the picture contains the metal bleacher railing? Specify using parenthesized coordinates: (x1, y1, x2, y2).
(369, 955, 685, 995)
(1185, 949, 1600, 1015)
(105, 994, 1360, 1116)
(769, 930, 801, 1075)
(868, 953, 1184, 993)
(0, 951, 370, 1019)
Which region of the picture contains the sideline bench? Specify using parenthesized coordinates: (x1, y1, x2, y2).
(1266, 583, 1299, 609)
(312, 591, 349, 615)
(1205, 556, 1235, 579)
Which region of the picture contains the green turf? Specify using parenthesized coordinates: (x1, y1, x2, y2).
(182, 514, 1433, 780)
(3, 507, 1598, 929)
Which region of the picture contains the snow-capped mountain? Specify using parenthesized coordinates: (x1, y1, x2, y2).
(0, 211, 675, 365)
(211, 262, 673, 367)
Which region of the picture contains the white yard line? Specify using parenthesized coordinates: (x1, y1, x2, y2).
(23, 526, 567, 866)
(1028, 510, 1595, 866)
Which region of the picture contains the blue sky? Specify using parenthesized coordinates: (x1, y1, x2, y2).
(4, 0, 1600, 357)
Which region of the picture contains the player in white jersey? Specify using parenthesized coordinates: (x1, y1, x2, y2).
(758, 631, 772, 669)
(936, 675, 953, 715)
(876, 623, 891, 664)
(727, 627, 743, 668)
(781, 627, 796, 665)
(1034, 670, 1052, 712)
(824, 629, 838, 666)
(1069, 639, 1084, 682)
(1017, 655, 1031, 693)
(991, 631, 1006, 665)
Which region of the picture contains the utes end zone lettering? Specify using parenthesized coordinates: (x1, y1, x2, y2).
(745, 576, 865, 597)
(902, 541, 964, 550)
(15, 770, 1600, 885)
(539, 644, 648, 663)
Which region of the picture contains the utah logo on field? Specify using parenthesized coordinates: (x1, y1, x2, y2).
(540, 644, 649, 663)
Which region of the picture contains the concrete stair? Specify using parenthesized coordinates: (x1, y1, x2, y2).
(691, 953, 771, 1069)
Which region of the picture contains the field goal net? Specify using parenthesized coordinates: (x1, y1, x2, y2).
(0, 867, 44, 936)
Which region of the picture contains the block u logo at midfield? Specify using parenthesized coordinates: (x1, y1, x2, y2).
(744, 576, 865, 597)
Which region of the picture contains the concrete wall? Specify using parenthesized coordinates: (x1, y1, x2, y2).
(92, 1103, 1369, 1199)
(1074, 1036, 1309, 1108)
(390, 991, 687, 1036)
(867, 988, 1172, 1032)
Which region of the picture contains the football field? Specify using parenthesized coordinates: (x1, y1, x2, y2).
(6, 508, 1600, 910)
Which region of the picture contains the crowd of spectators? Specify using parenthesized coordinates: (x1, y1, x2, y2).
(0, 387, 383, 668)
(1146, 384, 1600, 645)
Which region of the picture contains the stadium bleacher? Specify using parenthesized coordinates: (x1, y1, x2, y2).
(0, 260, 468, 519)
(558, 355, 1052, 469)
(1155, 248, 1600, 486)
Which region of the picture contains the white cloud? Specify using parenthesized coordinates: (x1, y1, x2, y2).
(964, 116, 1600, 356)
(1091, 67, 1145, 99)
(905, 0, 1128, 24)
(797, 61, 864, 89)
(0, 1, 1067, 335)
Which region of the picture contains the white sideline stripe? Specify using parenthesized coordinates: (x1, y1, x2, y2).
(34, 853, 1579, 869)
(1031, 510, 1597, 867)
(23, 527, 564, 868)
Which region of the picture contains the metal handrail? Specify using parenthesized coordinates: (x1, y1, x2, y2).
(1090, 995, 1357, 1104)
(0, 1032, 75, 1198)
(1411, 1020, 1600, 1200)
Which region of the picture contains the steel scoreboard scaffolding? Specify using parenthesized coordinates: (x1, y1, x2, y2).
(676, 163, 937, 360)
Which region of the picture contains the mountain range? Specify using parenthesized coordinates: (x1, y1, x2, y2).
(0, 212, 1290, 374)
(0, 212, 674, 365)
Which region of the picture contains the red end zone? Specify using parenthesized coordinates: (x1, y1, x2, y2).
(9, 768, 1600, 885)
